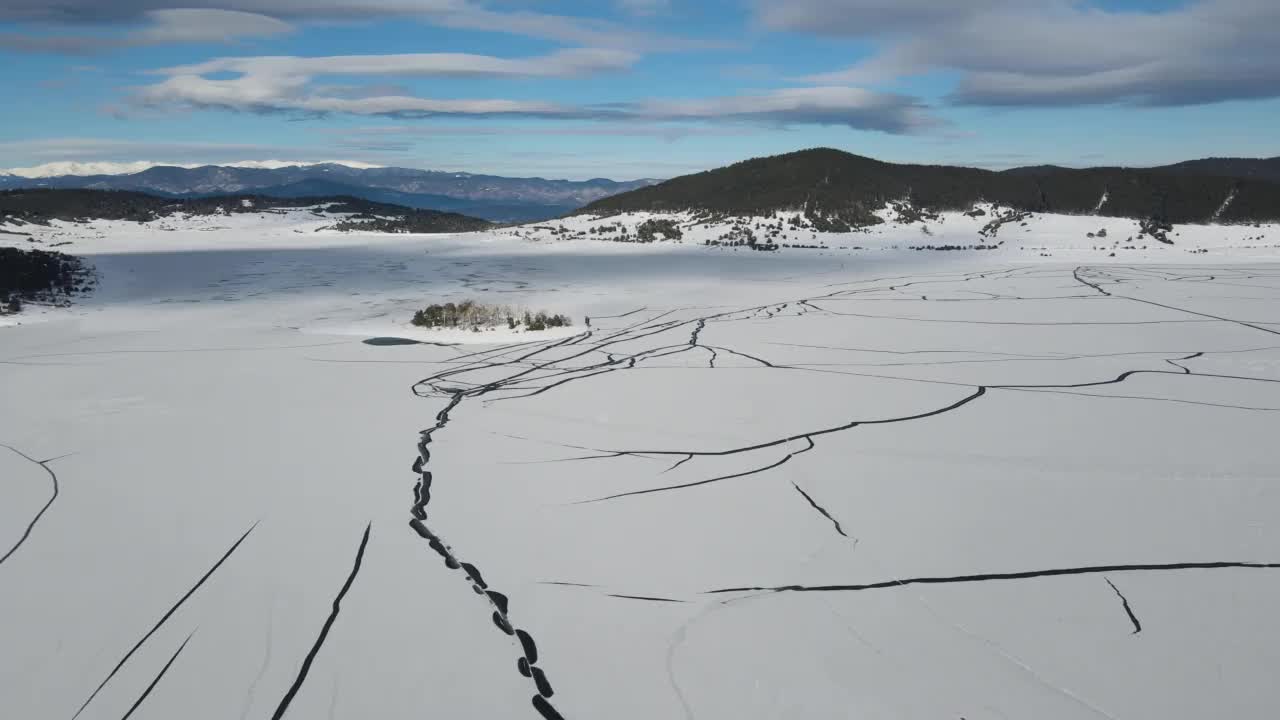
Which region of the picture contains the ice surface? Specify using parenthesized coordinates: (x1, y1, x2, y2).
(2, 209, 1279, 719)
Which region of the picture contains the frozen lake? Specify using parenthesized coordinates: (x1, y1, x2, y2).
(3, 212, 1280, 719)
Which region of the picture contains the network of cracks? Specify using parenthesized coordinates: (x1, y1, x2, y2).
(6, 264, 1280, 719)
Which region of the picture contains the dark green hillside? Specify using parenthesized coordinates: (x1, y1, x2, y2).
(578, 148, 1280, 227)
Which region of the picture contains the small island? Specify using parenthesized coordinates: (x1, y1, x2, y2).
(411, 300, 572, 332)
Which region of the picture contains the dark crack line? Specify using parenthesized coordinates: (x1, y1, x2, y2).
(662, 454, 695, 474)
(606, 594, 689, 604)
(119, 632, 194, 720)
(410, 376, 566, 717)
(602, 386, 986, 459)
(0, 443, 62, 568)
(709, 560, 1280, 595)
(1075, 266, 1280, 337)
(1074, 267, 1113, 297)
(766, 342, 1065, 358)
(533, 694, 566, 720)
(72, 523, 258, 720)
(1123, 293, 1280, 337)
(413, 300, 790, 402)
(1104, 578, 1142, 635)
(993, 365, 1280, 391)
(996, 386, 1280, 412)
(592, 307, 649, 320)
(271, 522, 371, 720)
(688, 318, 706, 347)
(487, 366, 623, 402)
(579, 437, 816, 504)
(705, 344, 776, 367)
(790, 481, 848, 538)
(481, 342, 698, 403)
(804, 300, 1213, 326)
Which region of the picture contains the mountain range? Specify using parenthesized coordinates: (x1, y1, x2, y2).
(581, 149, 1280, 228)
(0, 164, 658, 223)
(5, 151, 1279, 232)
(0, 189, 492, 234)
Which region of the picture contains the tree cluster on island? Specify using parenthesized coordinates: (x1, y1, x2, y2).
(411, 300, 572, 332)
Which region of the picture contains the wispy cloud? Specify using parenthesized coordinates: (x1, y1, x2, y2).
(771, 0, 1280, 107)
(130, 50, 933, 133)
(157, 48, 639, 80)
(0, 1, 709, 52)
(636, 86, 934, 133)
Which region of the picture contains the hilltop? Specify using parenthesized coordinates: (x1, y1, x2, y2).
(578, 148, 1280, 229)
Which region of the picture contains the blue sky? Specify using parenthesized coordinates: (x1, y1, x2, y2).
(1, 0, 1277, 179)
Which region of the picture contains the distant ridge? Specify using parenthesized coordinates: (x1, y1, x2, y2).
(579, 148, 1280, 228)
(1150, 157, 1280, 183)
(0, 164, 658, 223)
(0, 189, 491, 234)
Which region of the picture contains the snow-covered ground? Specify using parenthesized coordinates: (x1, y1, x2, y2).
(505, 205, 1280, 260)
(3, 209, 1279, 720)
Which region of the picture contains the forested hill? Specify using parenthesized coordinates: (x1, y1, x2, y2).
(577, 148, 1280, 227)
(1148, 157, 1280, 183)
(0, 189, 492, 233)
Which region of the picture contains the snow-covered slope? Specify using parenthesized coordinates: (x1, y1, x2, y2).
(2, 210, 1280, 720)
(510, 204, 1279, 261)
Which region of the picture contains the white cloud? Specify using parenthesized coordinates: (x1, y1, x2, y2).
(133, 49, 638, 119)
(158, 48, 639, 80)
(133, 55, 933, 131)
(638, 86, 932, 132)
(771, 0, 1280, 107)
(133, 9, 293, 44)
(0, 1, 702, 51)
